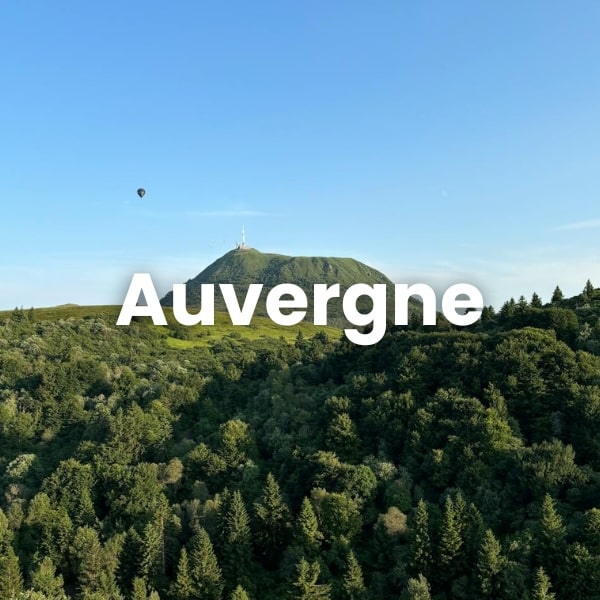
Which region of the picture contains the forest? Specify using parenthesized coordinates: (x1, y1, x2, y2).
(0, 281, 600, 599)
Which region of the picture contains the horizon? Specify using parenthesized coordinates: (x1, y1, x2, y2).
(2, 2, 599, 311)
(2, 243, 590, 314)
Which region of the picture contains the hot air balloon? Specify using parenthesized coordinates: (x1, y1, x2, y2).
(137, 188, 145, 198)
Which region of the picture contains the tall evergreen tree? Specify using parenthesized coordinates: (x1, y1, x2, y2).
(551, 286, 564, 304)
(342, 550, 367, 600)
(583, 279, 595, 303)
(189, 527, 223, 600)
(560, 543, 600, 599)
(254, 473, 291, 565)
(119, 527, 144, 593)
(131, 577, 149, 600)
(140, 519, 164, 589)
(534, 495, 566, 578)
(476, 529, 503, 598)
(531, 292, 543, 308)
(401, 574, 431, 600)
(437, 496, 463, 582)
(171, 547, 193, 600)
(294, 498, 323, 558)
(220, 490, 253, 593)
(531, 567, 555, 600)
(71, 526, 105, 598)
(30, 556, 67, 599)
(463, 503, 485, 564)
(0, 508, 11, 553)
(139, 503, 179, 592)
(408, 500, 432, 579)
(291, 558, 331, 600)
(230, 585, 250, 600)
(0, 545, 23, 599)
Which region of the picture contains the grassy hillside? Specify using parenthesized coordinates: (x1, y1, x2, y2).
(0, 304, 341, 347)
(160, 248, 420, 327)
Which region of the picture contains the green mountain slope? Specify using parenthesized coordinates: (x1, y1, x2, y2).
(161, 248, 416, 326)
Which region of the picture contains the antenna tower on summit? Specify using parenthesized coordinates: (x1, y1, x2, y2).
(236, 225, 250, 250)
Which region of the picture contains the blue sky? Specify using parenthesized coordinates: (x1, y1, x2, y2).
(1, 1, 600, 310)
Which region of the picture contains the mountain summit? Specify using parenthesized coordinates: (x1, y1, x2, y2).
(160, 248, 406, 326)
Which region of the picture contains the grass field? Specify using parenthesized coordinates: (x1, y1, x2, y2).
(1, 304, 342, 347)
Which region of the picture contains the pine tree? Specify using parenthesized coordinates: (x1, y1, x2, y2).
(531, 567, 555, 600)
(438, 496, 463, 581)
(551, 286, 563, 304)
(140, 504, 172, 589)
(560, 543, 599, 599)
(534, 495, 566, 578)
(0, 546, 23, 599)
(131, 577, 149, 600)
(409, 500, 432, 578)
(583, 279, 595, 303)
(476, 529, 503, 598)
(172, 547, 193, 600)
(294, 498, 323, 557)
(189, 527, 223, 600)
(401, 574, 431, 600)
(72, 526, 104, 597)
(31, 556, 67, 599)
(531, 292, 543, 308)
(140, 517, 164, 589)
(220, 490, 253, 593)
(463, 502, 485, 564)
(499, 298, 516, 320)
(325, 413, 360, 461)
(291, 558, 331, 600)
(0, 508, 10, 553)
(139, 502, 180, 593)
(119, 527, 144, 593)
(254, 473, 291, 565)
(342, 550, 366, 600)
(231, 585, 250, 600)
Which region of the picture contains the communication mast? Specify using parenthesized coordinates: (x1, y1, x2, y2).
(236, 225, 250, 250)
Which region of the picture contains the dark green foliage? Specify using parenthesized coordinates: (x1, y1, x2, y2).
(531, 292, 543, 308)
(1, 283, 600, 598)
(582, 279, 595, 304)
(253, 473, 291, 566)
(437, 496, 463, 582)
(171, 547, 193, 600)
(71, 526, 120, 599)
(342, 550, 367, 600)
(30, 556, 67, 598)
(551, 286, 564, 303)
(476, 529, 503, 598)
(401, 574, 431, 600)
(188, 528, 223, 600)
(294, 498, 323, 558)
(533, 495, 566, 580)
(230, 585, 250, 600)
(531, 567, 555, 600)
(219, 490, 253, 592)
(408, 500, 432, 579)
(0, 545, 23, 598)
(291, 558, 331, 600)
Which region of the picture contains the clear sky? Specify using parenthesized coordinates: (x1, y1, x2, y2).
(1, 1, 600, 311)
